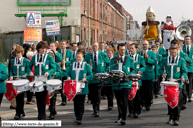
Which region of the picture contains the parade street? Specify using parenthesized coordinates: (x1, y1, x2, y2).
(0, 95, 193, 128)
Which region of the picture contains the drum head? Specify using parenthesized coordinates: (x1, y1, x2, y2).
(29, 81, 43, 87)
(13, 79, 29, 87)
(6, 80, 16, 84)
(161, 81, 179, 85)
(46, 79, 62, 85)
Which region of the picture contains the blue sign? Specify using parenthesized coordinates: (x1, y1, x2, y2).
(45, 20, 61, 36)
(28, 13, 35, 25)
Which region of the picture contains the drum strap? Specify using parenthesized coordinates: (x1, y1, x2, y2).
(72, 62, 86, 81)
(167, 56, 180, 81)
(14, 57, 24, 79)
(35, 54, 48, 76)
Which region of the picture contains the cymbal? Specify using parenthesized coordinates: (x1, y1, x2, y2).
(112, 57, 122, 61)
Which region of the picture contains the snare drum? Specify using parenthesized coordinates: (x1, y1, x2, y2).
(94, 73, 110, 82)
(46, 79, 62, 92)
(128, 74, 142, 81)
(29, 81, 44, 92)
(109, 70, 125, 81)
(13, 79, 30, 92)
(160, 81, 179, 96)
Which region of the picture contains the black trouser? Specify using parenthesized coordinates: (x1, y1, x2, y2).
(114, 88, 128, 120)
(141, 80, 153, 108)
(182, 82, 187, 107)
(103, 86, 114, 107)
(15, 92, 25, 116)
(50, 93, 57, 116)
(61, 77, 67, 103)
(89, 83, 102, 113)
(26, 91, 33, 102)
(153, 76, 161, 95)
(128, 89, 141, 114)
(187, 73, 193, 99)
(168, 88, 183, 121)
(0, 93, 4, 105)
(73, 95, 86, 120)
(101, 87, 106, 97)
(36, 87, 47, 119)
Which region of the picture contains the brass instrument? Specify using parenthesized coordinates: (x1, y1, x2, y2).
(176, 25, 192, 41)
(62, 49, 66, 71)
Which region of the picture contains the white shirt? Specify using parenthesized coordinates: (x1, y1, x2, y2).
(93, 51, 99, 65)
(39, 54, 44, 62)
(16, 57, 22, 64)
(76, 61, 83, 68)
(119, 55, 125, 63)
(130, 54, 136, 59)
(127, 49, 130, 55)
(186, 45, 191, 52)
(170, 56, 177, 64)
(143, 50, 148, 55)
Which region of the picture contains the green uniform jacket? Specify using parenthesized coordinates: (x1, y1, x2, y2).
(28, 54, 56, 80)
(125, 50, 141, 55)
(110, 56, 136, 90)
(67, 62, 93, 95)
(155, 53, 163, 79)
(141, 50, 156, 80)
(55, 52, 63, 63)
(0, 63, 8, 93)
(158, 46, 166, 57)
(53, 63, 62, 79)
(10, 58, 30, 79)
(160, 56, 187, 88)
(85, 51, 110, 84)
(57, 49, 73, 77)
(132, 54, 146, 86)
(182, 45, 193, 73)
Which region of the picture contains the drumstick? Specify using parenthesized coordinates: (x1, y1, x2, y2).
(162, 66, 166, 81)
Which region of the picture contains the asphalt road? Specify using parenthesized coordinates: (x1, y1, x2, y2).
(1, 95, 193, 128)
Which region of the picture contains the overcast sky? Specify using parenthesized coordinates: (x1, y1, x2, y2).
(117, 0, 193, 27)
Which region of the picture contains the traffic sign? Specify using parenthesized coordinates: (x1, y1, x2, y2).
(27, 11, 41, 27)
(45, 20, 61, 36)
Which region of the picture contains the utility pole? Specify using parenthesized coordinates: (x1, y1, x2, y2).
(102, 0, 104, 42)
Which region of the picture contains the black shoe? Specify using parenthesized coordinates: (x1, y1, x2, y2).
(115, 118, 122, 123)
(133, 113, 138, 118)
(60, 102, 66, 106)
(14, 115, 21, 120)
(49, 115, 55, 120)
(103, 96, 106, 100)
(167, 119, 173, 124)
(108, 106, 112, 110)
(155, 95, 158, 98)
(127, 113, 133, 117)
(76, 120, 82, 125)
(0, 117, 1, 121)
(38, 118, 45, 120)
(94, 113, 99, 117)
(21, 112, 26, 117)
(121, 120, 126, 125)
(10, 105, 16, 109)
(146, 107, 150, 111)
(174, 120, 179, 125)
(188, 99, 192, 102)
(87, 100, 90, 103)
(181, 106, 186, 110)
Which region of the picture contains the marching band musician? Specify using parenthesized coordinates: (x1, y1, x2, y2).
(155, 40, 166, 57)
(99, 42, 107, 54)
(72, 43, 78, 58)
(110, 43, 135, 125)
(151, 45, 163, 98)
(128, 43, 146, 118)
(47, 51, 62, 119)
(57, 40, 73, 106)
(0, 62, 8, 120)
(160, 45, 187, 125)
(85, 41, 110, 117)
(103, 48, 115, 110)
(50, 41, 63, 63)
(29, 41, 56, 120)
(182, 35, 193, 102)
(140, 40, 156, 110)
(9, 46, 30, 120)
(67, 49, 93, 125)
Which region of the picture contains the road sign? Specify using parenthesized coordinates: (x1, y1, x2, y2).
(45, 20, 61, 36)
(27, 11, 41, 27)
(23, 28, 42, 44)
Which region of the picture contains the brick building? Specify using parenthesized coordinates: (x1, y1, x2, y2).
(81, 0, 133, 46)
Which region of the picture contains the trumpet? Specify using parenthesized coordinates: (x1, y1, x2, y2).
(62, 49, 66, 71)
